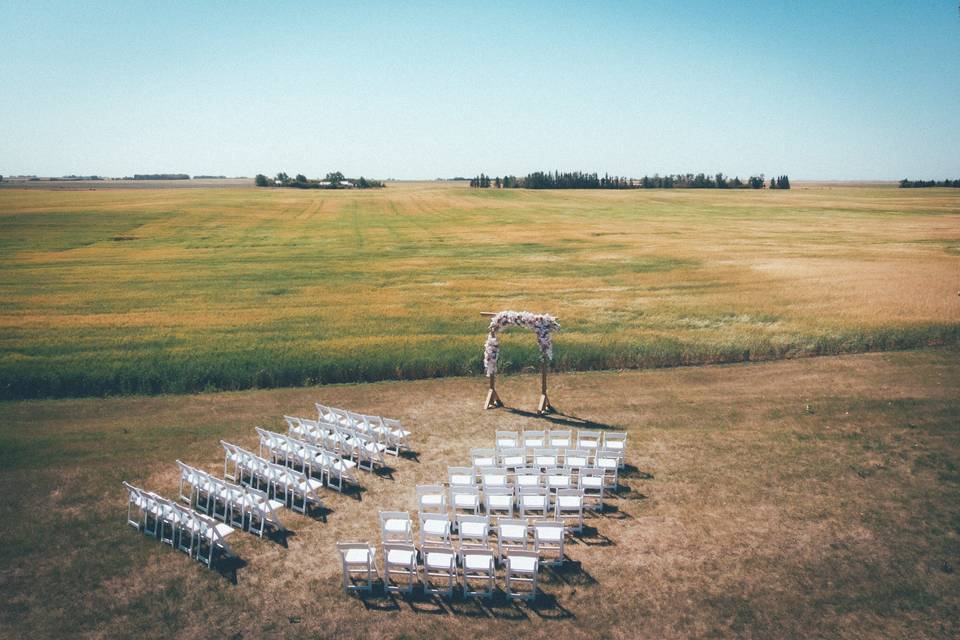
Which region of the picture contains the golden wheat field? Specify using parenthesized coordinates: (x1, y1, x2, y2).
(0, 181, 957, 400)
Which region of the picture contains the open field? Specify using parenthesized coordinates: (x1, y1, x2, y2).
(0, 182, 958, 399)
(0, 348, 957, 639)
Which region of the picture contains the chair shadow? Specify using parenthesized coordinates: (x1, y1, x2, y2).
(612, 484, 647, 501)
(620, 463, 653, 480)
(571, 524, 615, 546)
(373, 465, 397, 481)
(596, 503, 632, 520)
(340, 484, 367, 502)
(265, 527, 296, 548)
(527, 591, 577, 620)
(306, 503, 334, 523)
(543, 560, 598, 588)
(504, 408, 615, 430)
(213, 555, 247, 585)
(399, 450, 421, 463)
(356, 584, 401, 612)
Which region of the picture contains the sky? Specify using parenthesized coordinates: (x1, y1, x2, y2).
(1, 0, 958, 180)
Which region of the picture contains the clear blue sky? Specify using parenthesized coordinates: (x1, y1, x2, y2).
(1, 0, 958, 180)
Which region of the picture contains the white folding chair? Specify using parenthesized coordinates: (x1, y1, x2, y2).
(315, 402, 338, 426)
(603, 431, 628, 467)
(483, 486, 514, 519)
(177, 510, 198, 557)
(478, 466, 510, 491)
(514, 467, 544, 491)
(595, 448, 620, 490)
(195, 515, 235, 568)
(421, 543, 457, 599)
(460, 547, 496, 599)
(496, 518, 529, 560)
(379, 417, 411, 457)
(447, 466, 475, 488)
(221, 440, 242, 483)
(522, 430, 546, 457)
(555, 489, 584, 533)
(456, 514, 490, 548)
(383, 542, 418, 595)
(545, 466, 573, 493)
(498, 447, 526, 470)
(533, 519, 565, 566)
(450, 485, 481, 516)
(470, 448, 497, 469)
(416, 484, 446, 514)
(564, 448, 591, 476)
(577, 429, 602, 452)
(123, 482, 146, 531)
(337, 542, 378, 593)
(517, 486, 550, 519)
(548, 429, 573, 449)
(379, 510, 413, 543)
(419, 513, 452, 546)
(504, 550, 539, 601)
(533, 447, 559, 471)
(579, 467, 606, 512)
(495, 430, 519, 449)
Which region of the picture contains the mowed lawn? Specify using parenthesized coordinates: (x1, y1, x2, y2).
(0, 349, 957, 639)
(0, 182, 958, 399)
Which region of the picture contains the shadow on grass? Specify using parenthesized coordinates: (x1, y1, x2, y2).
(264, 527, 297, 549)
(527, 591, 577, 620)
(543, 560, 598, 588)
(504, 407, 615, 430)
(399, 449, 421, 464)
(213, 554, 248, 585)
(372, 465, 398, 481)
(356, 585, 579, 621)
(571, 524, 615, 546)
(620, 463, 654, 480)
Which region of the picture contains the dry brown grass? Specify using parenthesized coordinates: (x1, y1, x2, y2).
(1, 348, 958, 639)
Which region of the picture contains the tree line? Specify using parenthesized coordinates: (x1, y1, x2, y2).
(255, 172, 384, 189)
(470, 171, 789, 189)
(899, 178, 960, 188)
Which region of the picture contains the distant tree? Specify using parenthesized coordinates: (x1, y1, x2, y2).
(325, 171, 345, 185)
(275, 172, 289, 184)
(769, 177, 776, 189)
(295, 173, 307, 183)
(779, 175, 791, 189)
(495, 176, 501, 188)
(255, 174, 269, 187)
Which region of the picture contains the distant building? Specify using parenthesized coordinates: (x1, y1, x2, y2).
(339, 181, 354, 188)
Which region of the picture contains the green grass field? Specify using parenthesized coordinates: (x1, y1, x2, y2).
(1, 182, 957, 399)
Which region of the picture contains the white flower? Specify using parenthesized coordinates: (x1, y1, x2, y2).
(484, 311, 560, 376)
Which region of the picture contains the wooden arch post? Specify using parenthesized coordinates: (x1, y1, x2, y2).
(481, 312, 557, 414)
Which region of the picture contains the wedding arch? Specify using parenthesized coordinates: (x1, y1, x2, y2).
(481, 310, 560, 413)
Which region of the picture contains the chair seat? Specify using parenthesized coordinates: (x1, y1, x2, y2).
(460, 522, 487, 538)
(420, 495, 443, 506)
(581, 477, 603, 488)
(387, 549, 416, 565)
(508, 555, 537, 573)
(487, 495, 511, 508)
(205, 522, 235, 539)
(558, 496, 582, 508)
(536, 527, 564, 542)
(454, 494, 478, 507)
(500, 524, 526, 540)
(384, 519, 410, 533)
(464, 554, 494, 571)
(344, 548, 372, 564)
(425, 552, 455, 569)
(423, 520, 450, 535)
(606, 441, 625, 450)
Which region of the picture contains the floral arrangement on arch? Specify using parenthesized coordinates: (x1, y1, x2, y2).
(483, 310, 560, 376)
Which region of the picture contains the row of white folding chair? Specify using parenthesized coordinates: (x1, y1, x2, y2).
(336, 541, 538, 600)
(123, 481, 235, 567)
(224, 437, 357, 495)
(176, 460, 285, 537)
(283, 417, 387, 470)
(380, 511, 568, 551)
(315, 404, 410, 455)
(494, 430, 627, 464)
(444, 477, 602, 516)
(454, 463, 616, 497)
(260, 426, 365, 486)
(469, 451, 620, 488)
(220, 441, 324, 514)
